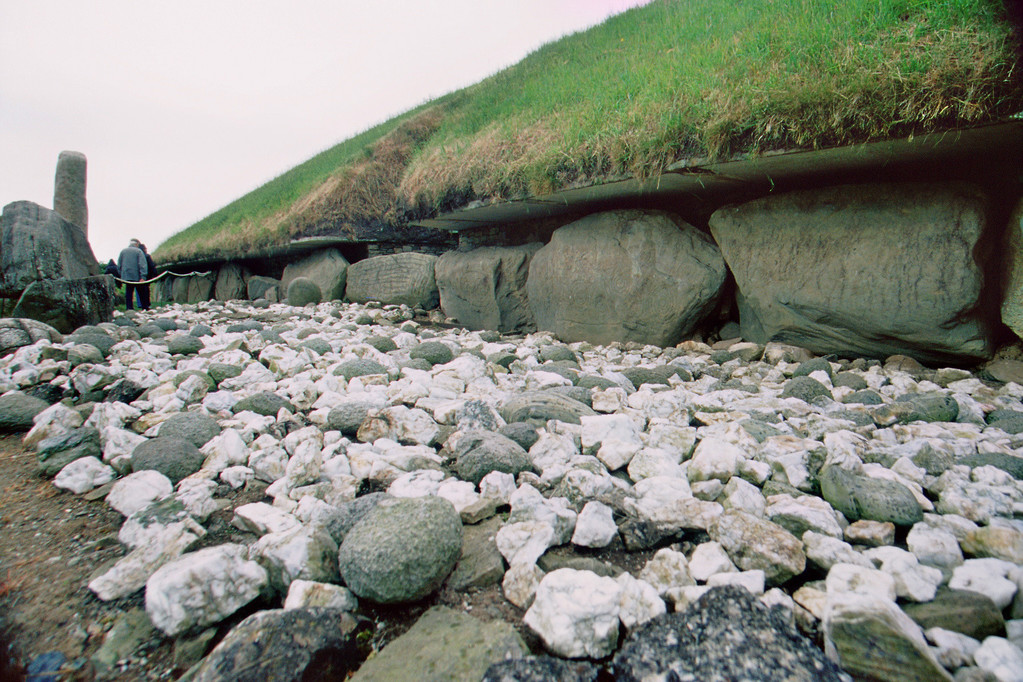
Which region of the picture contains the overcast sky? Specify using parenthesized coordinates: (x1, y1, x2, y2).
(1, 0, 652, 263)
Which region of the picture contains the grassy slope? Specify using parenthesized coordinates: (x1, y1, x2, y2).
(155, 0, 1021, 263)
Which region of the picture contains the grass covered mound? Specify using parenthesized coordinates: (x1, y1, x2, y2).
(155, 0, 1021, 264)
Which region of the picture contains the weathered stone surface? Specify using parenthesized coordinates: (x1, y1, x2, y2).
(11, 275, 115, 334)
(819, 465, 923, 526)
(53, 151, 88, 233)
(172, 274, 214, 304)
(709, 183, 992, 363)
(192, 608, 369, 682)
(410, 341, 455, 366)
(524, 568, 622, 659)
(213, 263, 249, 301)
(281, 248, 349, 301)
(0, 318, 62, 357)
(351, 606, 527, 682)
(246, 275, 279, 300)
(0, 201, 99, 296)
(131, 436, 204, 484)
(526, 210, 726, 346)
(37, 426, 101, 476)
(285, 276, 322, 307)
(902, 588, 1006, 640)
(499, 391, 596, 426)
(446, 516, 505, 591)
(1001, 199, 1023, 341)
(436, 244, 541, 333)
(0, 391, 49, 433)
(346, 252, 439, 308)
(338, 496, 462, 604)
(145, 544, 268, 637)
(233, 392, 296, 416)
(614, 586, 847, 682)
(483, 657, 602, 682)
(824, 592, 953, 681)
(709, 510, 806, 585)
(453, 430, 534, 485)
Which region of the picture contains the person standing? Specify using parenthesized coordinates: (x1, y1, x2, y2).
(117, 239, 148, 310)
(137, 243, 157, 310)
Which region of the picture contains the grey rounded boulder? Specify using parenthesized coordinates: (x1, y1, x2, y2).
(131, 436, 204, 484)
(453, 430, 534, 486)
(0, 391, 49, 432)
(286, 277, 322, 307)
(166, 334, 204, 356)
(818, 465, 923, 526)
(233, 392, 296, 416)
(338, 496, 463, 604)
(410, 341, 455, 366)
(159, 411, 221, 448)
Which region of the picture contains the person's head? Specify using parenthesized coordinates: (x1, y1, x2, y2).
(139, 243, 148, 253)
(129, 238, 140, 248)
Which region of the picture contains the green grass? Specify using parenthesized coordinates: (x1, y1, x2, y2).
(155, 0, 1021, 263)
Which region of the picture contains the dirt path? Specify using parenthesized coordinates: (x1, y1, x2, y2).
(0, 434, 176, 680)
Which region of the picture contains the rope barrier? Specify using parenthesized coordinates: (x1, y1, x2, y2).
(111, 270, 212, 285)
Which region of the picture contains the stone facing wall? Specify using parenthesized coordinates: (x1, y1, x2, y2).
(161, 181, 1022, 364)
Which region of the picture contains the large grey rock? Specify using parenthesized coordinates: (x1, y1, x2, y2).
(824, 593, 953, 681)
(351, 606, 527, 682)
(526, 211, 726, 346)
(37, 426, 101, 476)
(453, 430, 534, 485)
(446, 516, 505, 591)
(172, 274, 214, 304)
(345, 252, 439, 308)
(233, 392, 296, 416)
(902, 588, 1006, 640)
(1001, 199, 1023, 340)
(338, 496, 462, 604)
(0, 391, 49, 433)
(53, 151, 88, 234)
(281, 248, 349, 301)
(326, 402, 376, 436)
(213, 263, 249, 301)
(0, 201, 100, 296)
(709, 183, 992, 363)
(285, 277, 322, 306)
(819, 465, 923, 526)
(192, 608, 369, 682)
(159, 412, 220, 448)
(0, 318, 62, 357)
(613, 586, 848, 682)
(436, 244, 541, 333)
(499, 391, 597, 426)
(131, 436, 204, 484)
(246, 275, 279, 301)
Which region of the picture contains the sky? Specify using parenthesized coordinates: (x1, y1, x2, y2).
(1, 0, 653, 263)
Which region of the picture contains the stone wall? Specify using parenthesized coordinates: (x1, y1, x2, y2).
(154, 180, 1022, 365)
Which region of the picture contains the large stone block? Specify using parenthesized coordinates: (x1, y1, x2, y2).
(526, 211, 726, 346)
(436, 243, 541, 333)
(281, 248, 349, 301)
(172, 274, 214, 304)
(1000, 199, 1023, 340)
(0, 201, 99, 296)
(11, 275, 115, 333)
(709, 183, 992, 364)
(53, 151, 88, 235)
(213, 263, 250, 301)
(345, 252, 439, 308)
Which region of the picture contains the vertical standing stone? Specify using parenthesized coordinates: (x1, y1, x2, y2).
(53, 151, 88, 236)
